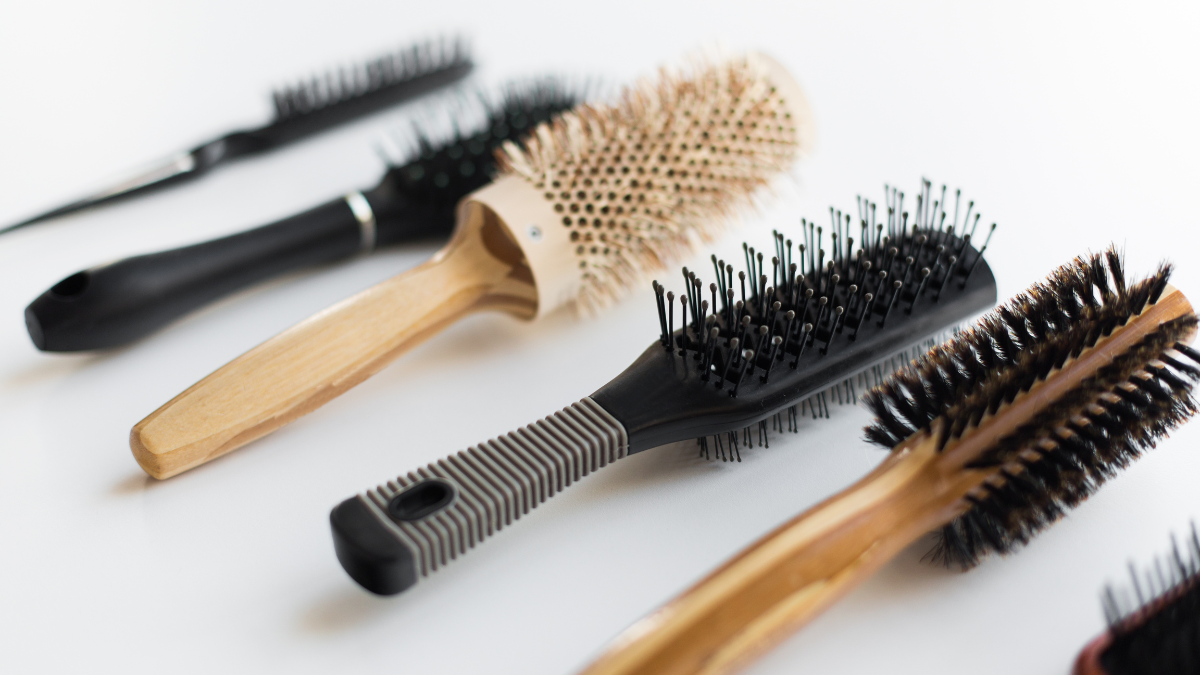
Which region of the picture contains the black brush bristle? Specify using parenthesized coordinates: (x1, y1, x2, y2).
(864, 248, 1200, 568)
(1094, 524, 1200, 675)
(271, 36, 472, 122)
(389, 78, 586, 207)
(592, 179, 999, 458)
(364, 77, 587, 245)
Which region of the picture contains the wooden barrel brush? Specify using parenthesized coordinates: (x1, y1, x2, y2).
(579, 247, 1199, 675)
(130, 53, 813, 479)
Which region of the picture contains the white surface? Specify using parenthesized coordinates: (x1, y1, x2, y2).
(2, 1, 1199, 673)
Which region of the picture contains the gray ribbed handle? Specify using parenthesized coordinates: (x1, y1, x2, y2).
(335, 398, 628, 593)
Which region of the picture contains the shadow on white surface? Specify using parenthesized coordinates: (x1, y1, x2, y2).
(299, 584, 395, 635)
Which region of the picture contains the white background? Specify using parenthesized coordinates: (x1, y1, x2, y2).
(2, 1, 1199, 673)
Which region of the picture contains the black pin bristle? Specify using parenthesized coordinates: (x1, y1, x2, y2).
(388, 77, 584, 204)
(863, 247, 1200, 568)
(1092, 524, 1200, 675)
(271, 36, 472, 122)
(366, 77, 586, 244)
(592, 180, 998, 462)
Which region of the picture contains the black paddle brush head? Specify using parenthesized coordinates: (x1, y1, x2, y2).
(365, 77, 588, 244)
(591, 180, 999, 457)
(863, 248, 1200, 569)
(1083, 524, 1200, 675)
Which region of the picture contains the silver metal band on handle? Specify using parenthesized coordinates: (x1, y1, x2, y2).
(359, 397, 629, 579)
(344, 191, 377, 252)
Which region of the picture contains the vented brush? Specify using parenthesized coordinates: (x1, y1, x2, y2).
(130, 52, 813, 479)
(1074, 523, 1200, 675)
(578, 247, 1199, 675)
(328, 179, 998, 596)
(2, 36, 472, 234)
(24, 78, 584, 352)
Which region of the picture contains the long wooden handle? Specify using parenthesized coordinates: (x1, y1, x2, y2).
(579, 438, 952, 675)
(131, 202, 537, 479)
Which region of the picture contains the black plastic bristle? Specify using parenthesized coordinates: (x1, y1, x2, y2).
(271, 36, 472, 122)
(592, 180, 998, 461)
(1091, 525, 1200, 675)
(864, 247, 1200, 568)
(382, 76, 583, 206)
(363, 76, 585, 246)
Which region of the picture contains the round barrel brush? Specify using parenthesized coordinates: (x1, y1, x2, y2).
(25, 78, 585, 352)
(578, 247, 1199, 675)
(1074, 524, 1200, 675)
(130, 52, 814, 480)
(329, 178, 998, 596)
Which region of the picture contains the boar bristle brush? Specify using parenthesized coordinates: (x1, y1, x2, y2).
(25, 77, 584, 352)
(328, 178, 998, 596)
(131, 52, 813, 479)
(1074, 523, 1200, 675)
(579, 247, 1199, 675)
(2, 36, 472, 234)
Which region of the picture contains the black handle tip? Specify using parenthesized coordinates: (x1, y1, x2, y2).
(330, 497, 417, 596)
(24, 305, 46, 351)
(25, 270, 109, 352)
(26, 271, 91, 351)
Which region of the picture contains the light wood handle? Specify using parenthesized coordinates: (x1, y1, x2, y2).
(579, 436, 953, 675)
(131, 202, 537, 479)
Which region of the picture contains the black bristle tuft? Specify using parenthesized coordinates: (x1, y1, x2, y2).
(1095, 524, 1200, 675)
(864, 247, 1199, 568)
(383, 76, 586, 209)
(271, 36, 472, 122)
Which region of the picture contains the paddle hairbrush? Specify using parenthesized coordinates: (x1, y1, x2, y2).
(329, 178, 998, 596)
(1074, 523, 1200, 675)
(24, 78, 584, 352)
(2, 36, 472, 234)
(130, 52, 813, 479)
(579, 247, 1199, 675)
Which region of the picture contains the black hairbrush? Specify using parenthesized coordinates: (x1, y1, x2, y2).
(2, 36, 472, 235)
(24, 78, 585, 352)
(1074, 523, 1200, 675)
(329, 179, 999, 596)
(578, 247, 1200, 675)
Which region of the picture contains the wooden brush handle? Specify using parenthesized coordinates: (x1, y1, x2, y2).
(130, 202, 537, 479)
(578, 434, 960, 675)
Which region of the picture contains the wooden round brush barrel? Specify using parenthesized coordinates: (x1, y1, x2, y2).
(130, 53, 814, 479)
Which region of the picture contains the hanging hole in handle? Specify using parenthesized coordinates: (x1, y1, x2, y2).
(49, 271, 90, 298)
(388, 479, 456, 521)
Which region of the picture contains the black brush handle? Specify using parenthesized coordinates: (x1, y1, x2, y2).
(331, 398, 629, 595)
(26, 194, 383, 352)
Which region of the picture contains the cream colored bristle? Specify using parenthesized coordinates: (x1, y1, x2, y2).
(499, 55, 809, 313)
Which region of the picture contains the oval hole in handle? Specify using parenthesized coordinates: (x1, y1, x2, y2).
(388, 479, 456, 521)
(49, 271, 90, 298)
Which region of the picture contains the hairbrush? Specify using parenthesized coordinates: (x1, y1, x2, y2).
(1, 36, 472, 234)
(24, 78, 584, 352)
(1074, 523, 1200, 675)
(328, 178, 998, 596)
(129, 52, 813, 480)
(577, 247, 1199, 675)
